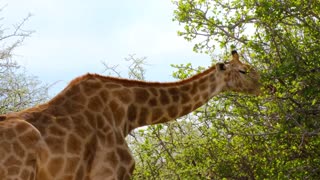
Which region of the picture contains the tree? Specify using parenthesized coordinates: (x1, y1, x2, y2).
(132, 0, 320, 179)
(0, 11, 48, 114)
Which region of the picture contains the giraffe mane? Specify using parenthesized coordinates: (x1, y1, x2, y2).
(67, 64, 217, 88)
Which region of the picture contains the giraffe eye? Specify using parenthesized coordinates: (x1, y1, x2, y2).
(239, 70, 248, 74)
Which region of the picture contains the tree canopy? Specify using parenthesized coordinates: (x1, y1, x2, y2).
(0, 13, 48, 114)
(132, 0, 320, 179)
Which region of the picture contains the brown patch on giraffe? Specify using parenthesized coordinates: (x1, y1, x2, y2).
(75, 165, 84, 180)
(180, 105, 192, 116)
(71, 114, 92, 138)
(65, 84, 81, 96)
(85, 111, 97, 129)
(8, 166, 20, 175)
(0, 168, 4, 178)
(117, 166, 127, 180)
(190, 82, 199, 94)
(105, 151, 118, 167)
(168, 87, 179, 95)
(109, 100, 125, 126)
(209, 73, 216, 81)
(19, 130, 40, 148)
(48, 157, 64, 176)
(67, 134, 82, 154)
(117, 148, 132, 164)
(102, 107, 114, 126)
(172, 95, 180, 102)
(5, 128, 15, 139)
(167, 105, 178, 118)
(138, 107, 149, 125)
(99, 89, 109, 102)
(127, 123, 135, 133)
(96, 114, 105, 129)
(13, 142, 25, 158)
(151, 108, 163, 122)
(61, 175, 74, 180)
(109, 100, 119, 114)
(4, 156, 22, 166)
(114, 131, 125, 145)
(56, 116, 72, 130)
(201, 92, 209, 101)
(193, 95, 200, 101)
(70, 92, 87, 105)
(64, 157, 80, 173)
(88, 96, 104, 112)
(50, 95, 67, 106)
(45, 136, 65, 154)
(134, 88, 150, 104)
(84, 135, 97, 173)
(82, 80, 102, 96)
(112, 89, 132, 104)
(30, 171, 36, 180)
(210, 83, 217, 92)
(168, 87, 180, 102)
(96, 130, 106, 146)
(48, 125, 66, 137)
(106, 131, 115, 146)
(154, 117, 170, 124)
(75, 123, 92, 139)
(93, 166, 113, 178)
(62, 100, 85, 114)
(15, 122, 29, 134)
(193, 101, 203, 110)
(199, 83, 208, 91)
(181, 93, 190, 104)
(149, 87, 159, 96)
(20, 169, 31, 179)
(181, 84, 191, 91)
(159, 89, 170, 105)
(102, 167, 113, 177)
(0, 141, 11, 153)
(38, 169, 52, 180)
(148, 98, 158, 106)
(127, 104, 137, 122)
(199, 76, 208, 85)
(25, 153, 36, 166)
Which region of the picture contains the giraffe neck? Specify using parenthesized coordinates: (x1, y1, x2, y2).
(128, 65, 223, 128)
(34, 65, 223, 136)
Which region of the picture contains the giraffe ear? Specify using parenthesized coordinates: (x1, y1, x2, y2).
(216, 63, 226, 71)
(231, 50, 241, 64)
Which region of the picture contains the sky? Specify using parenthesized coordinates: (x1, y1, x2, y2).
(1, 0, 211, 96)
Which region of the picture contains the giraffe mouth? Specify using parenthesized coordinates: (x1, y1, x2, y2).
(0, 115, 6, 121)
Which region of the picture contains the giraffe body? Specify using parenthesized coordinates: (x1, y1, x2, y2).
(0, 51, 260, 179)
(0, 118, 41, 180)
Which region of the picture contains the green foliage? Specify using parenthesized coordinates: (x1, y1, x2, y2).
(0, 70, 49, 114)
(132, 0, 320, 179)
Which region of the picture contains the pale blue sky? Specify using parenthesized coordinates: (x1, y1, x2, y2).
(2, 0, 211, 96)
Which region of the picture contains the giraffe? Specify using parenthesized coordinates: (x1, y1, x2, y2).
(0, 50, 260, 180)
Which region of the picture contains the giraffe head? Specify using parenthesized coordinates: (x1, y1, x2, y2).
(217, 50, 260, 95)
